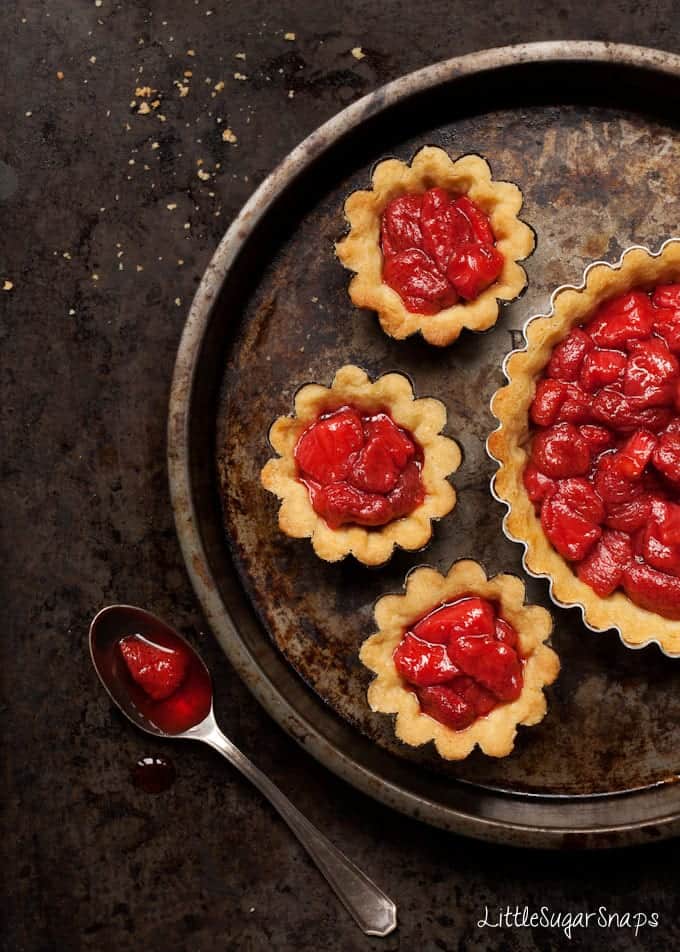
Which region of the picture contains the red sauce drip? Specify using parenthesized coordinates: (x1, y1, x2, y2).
(393, 596, 524, 731)
(294, 404, 425, 529)
(380, 188, 503, 314)
(117, 629, 212, 734)
(526, 284, 680, 618)
(130, 756, 177, 794)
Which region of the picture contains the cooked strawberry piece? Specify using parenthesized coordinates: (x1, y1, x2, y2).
(611, 430, 658, 480)
(652, 428, 680, 485)
(446, 241, 504, 300)
(447, 635, 523, 702)
(592, 389, 672, 433)
(453, 195, 495, 244)
(579, 424, 615, 456)
(119, 635, 189, 701)
(594, 452, 643, 507)
(557, 477, 606, 523)
(530, 379, 571, 427)
(553, 383, 592, 424)
(652, 284, 680, 309)
(494, 617, 519, 649)
(547, 328, 593, 381)
(541, 479, 603, 561)
(363, 413, 416, 468)
(314, 482, 392, 529)
(295, 407, 364, 485)
(576, 530, 633, 597)
(622, 562, 680, 618)
(655, 312, 680, 354)
(386, 460, 425, 518)
(585, 291, 654, 348)
(412, 597, 496, 645)
(393, 633, 460, 686)
(530, 422, 591, 478)
(453, 675, 498, 717)
(641, 500, 680, 577)
(348, 436, 400, 493)
(415, 684, 477, 730)
(604, 494, 653, 533)
(523, 461, 557, 504)
(420, 190, 472, 272)
(383, 248, 458, 313)
(380, 193, 423, 257)
(624, 338, 678, 405)
(579, 348, 627, 392)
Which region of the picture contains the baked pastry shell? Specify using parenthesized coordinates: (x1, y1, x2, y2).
(335, 146, 535, 347)
(360, 559, 559, 760)
(488, 239, 680, 658)
(260, 365, 461, 566)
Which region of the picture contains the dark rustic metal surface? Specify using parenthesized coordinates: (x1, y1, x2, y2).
(169, 44, 680, 846)
(5, 1, 680, 949)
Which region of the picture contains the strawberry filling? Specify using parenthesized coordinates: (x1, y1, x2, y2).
(295, 405, 425, 529)
(393, 596, 524, 731)
(380, 188, 503, 314)
(527, 284, 680, 618)
(119, 634, 190, 701)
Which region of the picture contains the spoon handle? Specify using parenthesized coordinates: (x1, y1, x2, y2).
(200, 723, 397, 937)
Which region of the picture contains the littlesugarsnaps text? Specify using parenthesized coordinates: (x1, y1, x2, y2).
(477, 905, 659, 940)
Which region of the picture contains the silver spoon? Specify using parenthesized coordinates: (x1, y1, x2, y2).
(89, 604, 397, 937)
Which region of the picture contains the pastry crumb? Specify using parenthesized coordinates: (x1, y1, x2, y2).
(284, 32, 296, 40)
(167, 203, 177, 210)
(351, 46, 365, 59)
(3, 280, 13, 291)
(187, 49, 196, 57)
(175, 297, 181, 306)
(214, 80, 225, 92)
(235, 52, 246, 60)
(56, 70, 64, 80)
(221, 127, 237, 143)
(197, 169, 211, 181)
(233, 72, 247, 81)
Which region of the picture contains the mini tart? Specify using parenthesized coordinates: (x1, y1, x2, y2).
(360, 560, 559, 760)
(335, 146, 535, 347)
(489, 240, 680, 655)
(261, 365, 461, 565)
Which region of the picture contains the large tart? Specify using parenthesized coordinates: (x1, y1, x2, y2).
(360, 560, 559, 760)
(260, 365, 461, 565)
(335, 146, 535, 347)
(489, 240, 680, 655)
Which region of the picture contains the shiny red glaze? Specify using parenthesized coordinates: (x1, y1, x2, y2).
(547, 328, 593, 381)
(380, 188, 501, 313)
(393, 632, 460, 686)
(393, 596, 524, 731)
(576, 530, 633, 597)
(530, 422, 591, 478)
(579, 348, 627, 392)
(296, 405, 424, 529)
(527, 284, 680, 616)
(116, 629, 212, 734)
(446, 241, 504, 300)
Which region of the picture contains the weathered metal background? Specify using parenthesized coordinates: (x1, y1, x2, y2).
(215, 74, 680, 797)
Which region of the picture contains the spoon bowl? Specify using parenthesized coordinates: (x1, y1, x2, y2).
(89, 604, 213, 737)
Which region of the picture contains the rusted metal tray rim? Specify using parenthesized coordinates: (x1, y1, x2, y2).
(168, 42, 680, 848)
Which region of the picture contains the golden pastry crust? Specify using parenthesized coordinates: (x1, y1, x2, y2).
(360, 560, 559, 760)
(335, 146, 535, 347)
(488, 240, 680, 656)
(260, 365, 461, 566)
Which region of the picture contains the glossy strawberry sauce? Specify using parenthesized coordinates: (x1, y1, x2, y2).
(526, 284, 680, 618)
(380, 188, 503, 314)
(295, 405, 425, 529)
(394, 596, 523, 730)
(117, 630, 212, 734)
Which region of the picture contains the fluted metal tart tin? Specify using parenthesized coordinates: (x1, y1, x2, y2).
(488, 239, 680, 660)
(168, 42, 680, 847)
